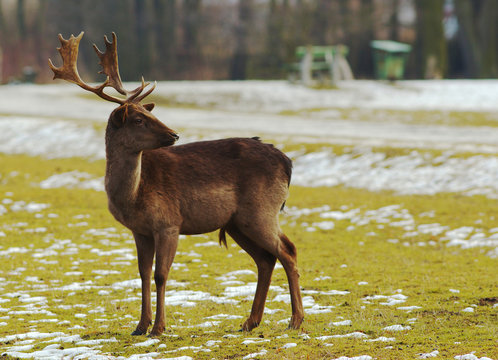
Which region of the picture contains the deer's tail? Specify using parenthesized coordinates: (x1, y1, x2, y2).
(219, 227, 228, 249)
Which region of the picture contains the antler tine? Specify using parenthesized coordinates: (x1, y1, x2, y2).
(133, 80, 157, 103)
(48, 32, 124, 104)
(124, 77, 149, 103)
(93, 32, 128, 96)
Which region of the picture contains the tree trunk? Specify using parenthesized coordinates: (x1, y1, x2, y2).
(348, 0, 374, 78)
(229, 0, 253, 80)
(454, 0, 480, 77)
(134, 0, 152, 79)
(261, 0, 283, 78)
(476, 0, 497, 77)
(33, 0, 48, 81)
(415, 0, 447, 78)
(17, 0, 26, 39)
(181, 0, 202, 78)
(453, 0, 498, 77)
(153, 0, 176, 79)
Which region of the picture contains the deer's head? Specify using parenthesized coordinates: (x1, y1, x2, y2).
(49, 32, 178, 152)
(108, 102, 179, 152)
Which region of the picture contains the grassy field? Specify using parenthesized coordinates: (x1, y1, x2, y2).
(0, 146, 496, 360)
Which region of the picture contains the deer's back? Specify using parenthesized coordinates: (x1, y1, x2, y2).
(139, 137, 292, 235)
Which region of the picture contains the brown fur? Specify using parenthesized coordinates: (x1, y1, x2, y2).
(103, 103, 304, 336)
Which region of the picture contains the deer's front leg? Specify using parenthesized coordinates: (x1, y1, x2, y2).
(149, 227, 179, 337)
(132, 233, 155, 336)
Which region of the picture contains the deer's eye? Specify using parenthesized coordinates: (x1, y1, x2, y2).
(135, 118, 143, 124)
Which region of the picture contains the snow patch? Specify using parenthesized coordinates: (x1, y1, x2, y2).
(419, 350, 440, 358)
(292, 150, 498, 199)
(383, 324, 412, 331)
(40, 171, 104, 192)
(133, 338, 160, 347)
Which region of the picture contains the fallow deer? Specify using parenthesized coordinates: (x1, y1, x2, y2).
(49, 32, 304, 337)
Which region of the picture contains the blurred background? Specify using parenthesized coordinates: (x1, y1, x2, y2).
(0, 0, 496, 83)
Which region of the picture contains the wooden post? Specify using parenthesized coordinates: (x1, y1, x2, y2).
(336, 54, 354, 80)
(325, 50, 336, 85)
(300, 46, 312, 86)
(331, 45, 354, 83)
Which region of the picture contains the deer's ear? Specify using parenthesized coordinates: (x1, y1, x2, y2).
(143, 103, 155, 112)
(110, 106, 126, 127)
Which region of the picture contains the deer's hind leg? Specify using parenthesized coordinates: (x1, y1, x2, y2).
(226, 223, 277, 331)
(233, 218, 304, 331)
(276, 232, 304, 329)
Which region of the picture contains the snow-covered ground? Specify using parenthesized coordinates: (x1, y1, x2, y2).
(1, 80, 498, 149)
(1, 80, 497, 198)
(4, 79, 498, 118)
(1, 80, 496, 360)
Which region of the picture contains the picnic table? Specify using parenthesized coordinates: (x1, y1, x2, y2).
(287, 45, 354, 86)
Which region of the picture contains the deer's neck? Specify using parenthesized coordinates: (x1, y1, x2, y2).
(105, 135, 142, 208)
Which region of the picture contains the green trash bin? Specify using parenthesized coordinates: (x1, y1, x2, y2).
(370, 40, 411, 80)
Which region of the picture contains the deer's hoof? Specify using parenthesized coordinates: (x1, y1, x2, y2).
(241, 319, 259, 332)
(132, 319, 152, 336)
(287, 315, 304, 330)
(131, 328, 147, 336)
(148, 327, 164, 338)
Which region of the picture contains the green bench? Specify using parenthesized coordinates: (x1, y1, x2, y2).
(287, 45, 354, 85)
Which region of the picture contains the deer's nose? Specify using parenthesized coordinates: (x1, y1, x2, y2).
(172, 133, 179, 141)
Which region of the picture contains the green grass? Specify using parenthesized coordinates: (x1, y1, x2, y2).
(0, 151, 497, 360)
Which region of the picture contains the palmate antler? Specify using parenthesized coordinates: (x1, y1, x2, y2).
(48, 31, 155, 105)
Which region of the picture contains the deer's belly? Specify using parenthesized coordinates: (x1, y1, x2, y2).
(108, 185, 237, 236)
(179, 188, 236, 235)
(180, 215, 229, 235)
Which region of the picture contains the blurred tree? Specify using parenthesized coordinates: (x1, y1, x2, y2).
(153, 0, 177, 79)
(347, 0, 375, 78)
(294, 0, 314, 46)
(279, 0, 294, 62)
(134, 0, 153, 79)
(259, 0, 284, 78)
(0, 0, 6, 82)
(1, 0, 47, 82)
(229, 0, 253, 80)
(17, 0, 26, 39)
(455, 0, 480, 77)
(0, 0, 496, 82)
(45, 0, 90, 78)
(415, 0, 447, 78)
(180, 0, 202, 79)
(455, 0, 497, 78)
(311, 0, 332, 45)
(77, 0, 134, 81)
(32, 0, 48, 76)
(479, 1, 497, 77)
